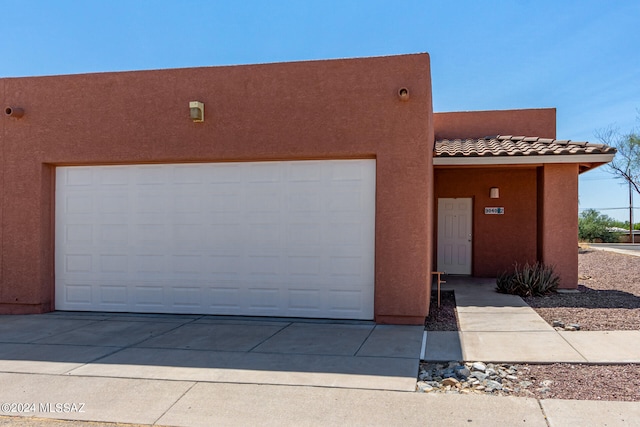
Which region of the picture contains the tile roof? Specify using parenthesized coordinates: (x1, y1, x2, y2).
(435, 135, 616, 158)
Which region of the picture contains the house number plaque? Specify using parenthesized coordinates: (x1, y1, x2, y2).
(484, 207, 504, 215)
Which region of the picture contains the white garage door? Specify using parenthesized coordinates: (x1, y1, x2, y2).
(55, 160, 375, 319)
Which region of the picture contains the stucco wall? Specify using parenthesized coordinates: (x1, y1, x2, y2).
(0, 54, 434, 323)
(538, 164, 579, 289)
(434, 108, 556, 140)
(434, 167, 538, 276)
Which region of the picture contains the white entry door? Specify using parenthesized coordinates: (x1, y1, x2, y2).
(437, 198, 472, 275)
(55, 160, 376, 319)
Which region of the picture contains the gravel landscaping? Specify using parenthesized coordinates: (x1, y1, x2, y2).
(417, 361, 640, 402)
(420, 249, 640, 401)
(524, 249, 640, 331)
(424, 291, 458, 331)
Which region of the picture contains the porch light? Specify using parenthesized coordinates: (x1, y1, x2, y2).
(490, 187, 500, 199)
(189, 101, 204, 122)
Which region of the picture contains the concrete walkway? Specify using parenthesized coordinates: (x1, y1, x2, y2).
(1, 375, 640, 426)
(424, 276, 640, 363)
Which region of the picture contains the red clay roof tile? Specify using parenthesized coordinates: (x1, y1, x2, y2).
(435, 135, 616, 158)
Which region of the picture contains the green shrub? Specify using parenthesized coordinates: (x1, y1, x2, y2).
(496, 262, 559, 297)
(578, 209, 619, 243)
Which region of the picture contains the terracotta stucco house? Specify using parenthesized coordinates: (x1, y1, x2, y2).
(0, 54, 614, 324)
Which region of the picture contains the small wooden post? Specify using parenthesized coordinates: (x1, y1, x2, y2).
(432, 271, 446, 308)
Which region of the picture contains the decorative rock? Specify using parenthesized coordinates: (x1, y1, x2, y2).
(472, 362, 486, 372)
(416, 362, 553, 396)
(470, 372, 489, 381)
(418, 361, 528, 396)
(442, 377, 460, 387)
(568, 323, 581, 330)
(454, 366, 471, 378)
(564, 325, 576, 331)
(553, 320, 565, 328)
(417, 381, 434, 392)
(485, 380, 503, 391)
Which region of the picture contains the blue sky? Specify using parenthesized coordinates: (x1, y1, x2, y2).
(1, 1, 638, 221)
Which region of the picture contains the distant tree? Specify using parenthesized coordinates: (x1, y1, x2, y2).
(597, 115, 640, 243)
(578, 209, 619, 243)
(596, 124, 640, 196)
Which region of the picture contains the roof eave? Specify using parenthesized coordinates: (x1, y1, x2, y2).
(433, 153, 615, 168)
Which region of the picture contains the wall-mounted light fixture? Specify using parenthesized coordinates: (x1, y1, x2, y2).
(189, 101, 204, 122)
(490, 187, 500, 199)
(5, 106, 24, 118)
(397, 87, 410, 101)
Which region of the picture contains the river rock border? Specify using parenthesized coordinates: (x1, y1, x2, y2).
(417, 361, 547, 395)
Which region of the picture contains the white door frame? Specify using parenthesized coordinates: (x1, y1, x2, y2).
(437, 198, 473, 275)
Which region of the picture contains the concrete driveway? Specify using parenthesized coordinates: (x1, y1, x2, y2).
(0, 312, 423, 391)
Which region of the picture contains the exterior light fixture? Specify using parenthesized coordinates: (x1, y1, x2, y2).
(490, 187, 500, 199)
(189, 101, 204, 122)
(5, 106, 24, 118)
(397, 87, 410, 101)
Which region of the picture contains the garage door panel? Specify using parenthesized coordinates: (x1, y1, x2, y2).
(328, 289, 365, 314)
(247, 288, 281, 310)
(65, 195, 94, 214)
(208, 193, 241, 213)
(249, 163, 282, 182)
(288, 290, 322, 312)
(289, 161, 322, 181)
(63, 282, 94, 306)
(135, 166, 167, 185)
(64, 167, 94, 186)
(288, 191, 322, 213)
(207, 288, 244, 314)
(287, 255, 322, 277)
(99, 224, 129, 245)
(99, 284, 128, 306)
(170, 286, 203, 308)
(287, 223, 322, 246)
(134, 254, 167, 275)
(56, 160, 375, 319)
(99, 254, 128, 273)
(133, 284, 166, 308)
(65, 254, 94, 273)
(65, 224, 94, 243)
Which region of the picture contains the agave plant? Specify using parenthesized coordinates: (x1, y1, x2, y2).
(496, 262, 559, 297)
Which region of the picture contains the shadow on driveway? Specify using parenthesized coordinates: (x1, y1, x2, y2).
(0, 312, 423, 391)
